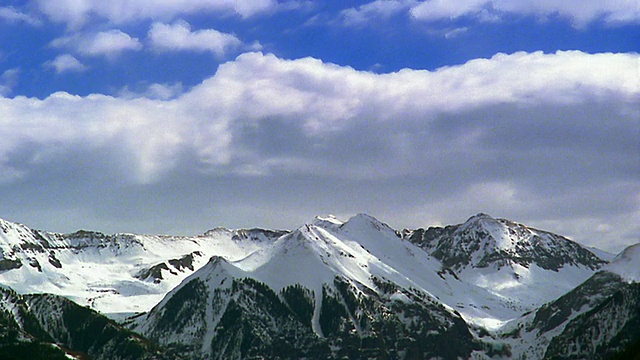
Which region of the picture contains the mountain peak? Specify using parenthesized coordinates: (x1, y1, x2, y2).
(202, 227, 232, 236)
(406, 214, 607, 272)
(349, 212, 383, 223)
(466, 212, 495, 222)
(342, 213, 395, 234)
(208, 255, 228, 267)
(605, 243, 640, 283)
(312, 214, 344, 230)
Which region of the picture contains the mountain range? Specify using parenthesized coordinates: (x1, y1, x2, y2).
(0, 213, 637, 359)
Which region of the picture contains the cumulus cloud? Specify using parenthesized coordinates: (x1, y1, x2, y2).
(3, 50, 639, 177)
(36, 0, 278, 28)
(148, 21, 242, 56)
(343, 0, 640, 27)
(44, 54, 87, 73)
(51, 30, 142, 57)
(0, 51, 638, 250)
(0, 92, 208, 184)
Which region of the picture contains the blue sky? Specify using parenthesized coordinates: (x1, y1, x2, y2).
(0, 0, 638, 252)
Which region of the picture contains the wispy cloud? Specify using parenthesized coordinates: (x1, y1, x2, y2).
(35, 0, 279, 28)
(342, 0, 640, 27)
(0, 6, 41, 26)
(44, 54, 88, 73)
(340, 0, 414, 26)
(51, 30, 142, 57)
(0, 68, 20, 96)
(444, 27, 469, 38)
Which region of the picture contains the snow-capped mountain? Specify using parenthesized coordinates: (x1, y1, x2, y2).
(129, 213, 625, 359)
(0, 213, 636, 359)
(0, 217, 285, 317)
(402, 213, 609, 312)
(132, 215, 484, 359)
(495, 242, 640, 359)
(402, 213, 606, 271)
(605, 243, 640, 283)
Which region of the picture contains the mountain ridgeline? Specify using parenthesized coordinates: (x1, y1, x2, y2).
(0, 213, 638, 359)
(401, 213, 606, 271)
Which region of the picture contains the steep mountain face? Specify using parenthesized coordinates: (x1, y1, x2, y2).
(131, 214, 615, 359)
(132, 219, 483, 360)
(0, 286, 169, 360)
(402, 213, 609, 311)
(403, 213, 606, 271)
(493, 243, 640, 359)
(540, 244, 640, 360)
(0, 218, 285, 317)
(0, 214, 635, 360)
(606, 243, 640, 283)
(543, 278, 639, 360)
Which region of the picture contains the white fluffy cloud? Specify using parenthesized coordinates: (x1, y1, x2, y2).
(51, 30, 142, 57)
(44, 54, 87, 73)
(0, 51, 638, 250)
(344, 0, 640, 26)
(2, 50, 638, 179)
(36, 0, 277, 27)
(0, 92, 212, 184)
(148, 21, 242, 56)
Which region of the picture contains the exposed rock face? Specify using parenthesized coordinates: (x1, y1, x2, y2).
(135, 264, 481, 360)
(0, 287, 170, 360)
(403, 213, 607, 272)
(0, 214, 638, 359)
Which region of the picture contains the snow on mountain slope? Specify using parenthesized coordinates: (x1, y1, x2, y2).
(136, 213, 615, 359)
(403, 213, 608, 314)
(133, 217, 487, 359)
(254, 214, 536, 327)
(0, 286, 171, 360)
(136, 213, 545, 341)
(605, 243, 640, 282)
(0, 213, 610, 331)
(404, 213, 606, 270)
(0, 214, 628, 359)
(317, 214, 531, 328)
(494, 241, 640, 360)
(0, 218, 284, 317)
(587, 245, 616, 262)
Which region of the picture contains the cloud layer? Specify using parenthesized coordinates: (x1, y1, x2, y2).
(0, 50, 638, 251)
(35, 0, 278, 27)
(343, 0, 640, 27)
